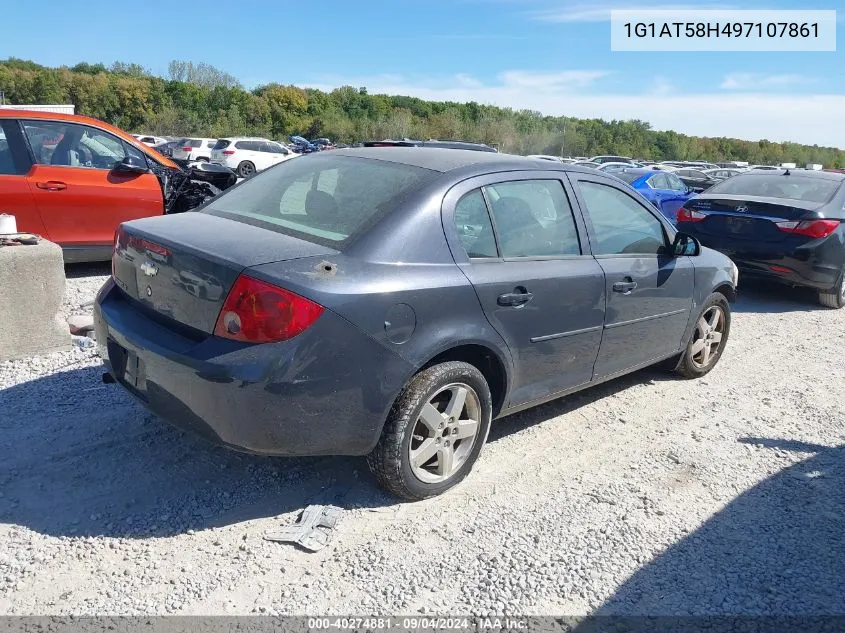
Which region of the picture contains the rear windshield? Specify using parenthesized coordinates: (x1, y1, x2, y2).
(212, 139, 231, 150)
(706, 174, 841, 203)
(203, 155, 435, 247)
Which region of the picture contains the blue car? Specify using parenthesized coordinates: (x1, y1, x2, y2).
(613, 168, 696, 224)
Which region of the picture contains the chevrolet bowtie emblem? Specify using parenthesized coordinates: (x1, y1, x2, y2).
(140, 260, 159, 277)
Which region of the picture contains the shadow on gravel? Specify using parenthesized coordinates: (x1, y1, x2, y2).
(590, 437, 845, 616)
(1, 359, 675, 540)
(64, 262, 111, 279)
(0, 364, 397, 540)
(732, 280, 828, 314)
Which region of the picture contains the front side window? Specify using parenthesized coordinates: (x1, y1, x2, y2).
(22, 120, 140, 170)
(666, 173, 688, 191)
(483, 180, 580, 257)
(577, 181, 667, 256)
(454, 189, 497, 258)
(0, 121, 28, 175)
(648, 173, 669, 190)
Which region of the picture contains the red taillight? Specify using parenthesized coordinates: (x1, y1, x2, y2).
(182, 146, 192, 152)
(769, 265, 792, 274)
(222, 150, 236, 155)
(127, 236, 171, 258)
(677, 207, 706, 223)
(775, 219, 839, 239)
(213, 275, 324, 343)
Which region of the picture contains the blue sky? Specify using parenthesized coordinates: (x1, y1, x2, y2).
(2, 0, 844, 146)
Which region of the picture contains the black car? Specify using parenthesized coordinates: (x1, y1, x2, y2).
(676, 169, 845, 308)
(95, 148, 737, 500)
(674, 168, 722, 193)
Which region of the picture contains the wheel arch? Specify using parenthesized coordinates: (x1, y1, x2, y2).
(415, 342, 511, 417)
(713, 282, 737, 303)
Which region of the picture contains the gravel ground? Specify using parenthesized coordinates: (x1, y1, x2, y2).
(0, 270, 843, 616)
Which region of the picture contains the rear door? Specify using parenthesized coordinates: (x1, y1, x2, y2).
(21, 120, 163, 250)
(443, 172, 605, 407)
(0, 119, 48, 236)
(569, 173, 694, 378)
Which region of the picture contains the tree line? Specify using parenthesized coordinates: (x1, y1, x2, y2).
(1, 58, 842, 167)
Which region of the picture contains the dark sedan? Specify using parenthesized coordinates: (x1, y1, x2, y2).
(676, 169, 845, 308)
(674, 168, 723, 193)
(95, 148, 737, 500)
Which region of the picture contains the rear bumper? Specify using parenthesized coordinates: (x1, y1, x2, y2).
(685, 231, 845, 291)
(93, 279, 413, 456)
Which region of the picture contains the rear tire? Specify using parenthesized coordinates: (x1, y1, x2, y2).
(237, 161, 256, 178)
(196, 157, 209, 162)
(818, 269, 845, 309)
(367, 361, 492, 501)
(676, 293, 731, 379)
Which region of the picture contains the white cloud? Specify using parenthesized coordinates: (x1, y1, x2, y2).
(531, 3, 736, 23)
(721, 73, 818, 90)
(299, 72, 845, 148)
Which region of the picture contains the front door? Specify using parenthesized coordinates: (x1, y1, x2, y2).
(21, 120, 163, 250)
(443, 174, 606, 407)
(569, 175, 694, 378)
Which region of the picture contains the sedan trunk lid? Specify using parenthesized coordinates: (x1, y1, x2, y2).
(112, 212, 338, 334)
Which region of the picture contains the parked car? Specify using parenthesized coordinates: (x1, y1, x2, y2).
(132, 134, 167, 147)
(613, 168, 697, 223)
(171, 138, 218, 162)
(210, 137, 296, 177)
(0, 110, 237, 262)
(571, 160, 599, 169)
(703, 168, 742, 180)
(151, 139, 181, 158)
(676, 169, 845, 307)
(596, 161, 642, 173)
(589, 155, 636, 165)
(674, 168, 722, 193)
(95, 148, 737, 500)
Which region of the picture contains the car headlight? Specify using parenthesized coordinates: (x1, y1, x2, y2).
(730, 262, 739, 287)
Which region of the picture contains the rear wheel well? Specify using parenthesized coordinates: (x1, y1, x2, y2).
(714, 283, 736, 302)
(420, 345, 508, 416)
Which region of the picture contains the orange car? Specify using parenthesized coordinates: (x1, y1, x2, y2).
(0, 110, 234, 262)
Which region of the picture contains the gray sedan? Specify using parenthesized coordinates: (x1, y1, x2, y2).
(95, 148, 738, 500)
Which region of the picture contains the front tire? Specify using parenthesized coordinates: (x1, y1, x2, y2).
(819, 269, 845, 309)
(367, 361, 492, 501)
(676, 293, 731, 379)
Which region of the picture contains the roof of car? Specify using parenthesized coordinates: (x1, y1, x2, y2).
(330, 147, 545, 172)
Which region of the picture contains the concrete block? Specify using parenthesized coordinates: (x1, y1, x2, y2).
(0, 240, 70, 362)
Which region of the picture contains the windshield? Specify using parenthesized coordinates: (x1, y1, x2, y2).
(203, 154, 435, 247)
(706, 174, 841, 204)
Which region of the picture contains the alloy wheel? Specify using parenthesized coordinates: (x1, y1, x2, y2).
(408, 383, 482, 484)
(690, 305, 726, 368)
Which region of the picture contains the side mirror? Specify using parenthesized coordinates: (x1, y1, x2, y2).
(673, 232, 701, 257)
(112, 155, 148, 175)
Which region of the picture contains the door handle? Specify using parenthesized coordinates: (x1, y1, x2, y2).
(36, 181, 67, 191)
(498, 289, 534, 307)
(613, 280, 638, 294)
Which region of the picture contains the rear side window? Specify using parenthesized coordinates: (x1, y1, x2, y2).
(483, 180, 580, 257)
(0, 121, 31, 175)
(213, 139, 231, 150)
(206, 140, 216, 148)
(455, 190, 497, 258)
(578, 181, 666, 256)
(189, 139, 202, 148)
(204, 155, 434, 246)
